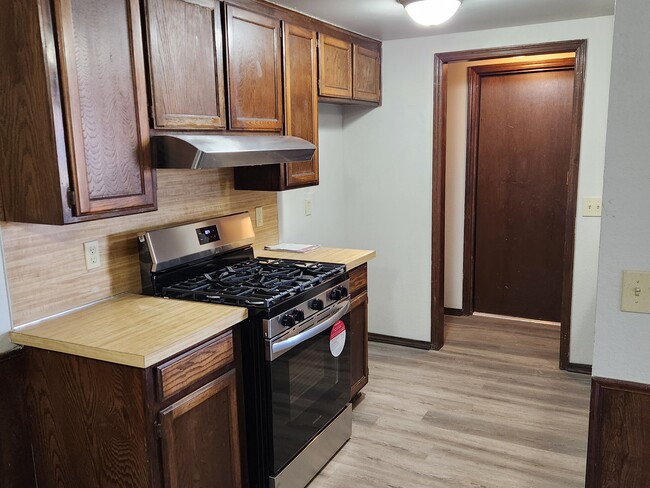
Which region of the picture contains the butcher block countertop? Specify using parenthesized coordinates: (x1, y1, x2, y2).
(10, 293, 247, 368)
(256, 247, 375, 270)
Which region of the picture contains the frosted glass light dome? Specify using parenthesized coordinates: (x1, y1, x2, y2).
(403, 0, 462, 26)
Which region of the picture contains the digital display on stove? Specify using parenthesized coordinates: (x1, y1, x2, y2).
(196, 225, 220, 245)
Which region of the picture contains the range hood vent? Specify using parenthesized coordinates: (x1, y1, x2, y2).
(152, 134, 316, 169)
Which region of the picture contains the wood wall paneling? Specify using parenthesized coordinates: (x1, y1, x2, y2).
(1, 169, 279, 327)
(146, 0, 227, 129)
(0, 350, 37, 488)
(587, 377, 650, 487)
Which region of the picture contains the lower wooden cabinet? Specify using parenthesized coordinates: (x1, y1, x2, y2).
(24, 330, 243, 488)
(348, 264, 369, 400)
(160, 370, 241, 488)
(350, 290, 369, 399)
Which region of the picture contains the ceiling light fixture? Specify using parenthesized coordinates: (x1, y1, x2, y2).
(397, 0, 463, 26)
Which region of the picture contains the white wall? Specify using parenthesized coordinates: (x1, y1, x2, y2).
(0, 228, 15, 353)
(278, 104, 348, 246)
(592, 0, 650, 383)
(341, 16, 614, 364)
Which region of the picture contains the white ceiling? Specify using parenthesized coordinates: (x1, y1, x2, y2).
(268, 0, 615, 41)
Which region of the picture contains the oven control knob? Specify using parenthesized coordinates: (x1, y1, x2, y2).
(281, 314, 296, 328)
(329, 288, 342, 300)
(309, 298, 324, 311)
(291, 309, 305, 322)
(340, 286, 348, 298)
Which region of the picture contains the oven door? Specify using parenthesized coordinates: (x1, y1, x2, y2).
(265, 300, 351, 474)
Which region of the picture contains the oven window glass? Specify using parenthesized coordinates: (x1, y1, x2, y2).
(267, 315, 350, 473)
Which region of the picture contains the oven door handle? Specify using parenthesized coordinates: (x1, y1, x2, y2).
(268, 300, 350, 361)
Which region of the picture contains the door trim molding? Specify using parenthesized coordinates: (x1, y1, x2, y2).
(462, 57, 577, 317)
(431, 40, 588, 372)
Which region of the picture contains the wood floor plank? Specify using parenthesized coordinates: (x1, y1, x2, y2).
(310, 316, 591, 488)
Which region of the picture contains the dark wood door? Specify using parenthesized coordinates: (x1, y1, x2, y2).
(353, 44, 381, 103)
(318, 34, 352, 99)
(54, 0, 156, 216)
(225, 5, 283, 131)
(349, 291, 369, 399)
(283, 23, 318, 187)
(472, 66, 574, 322)
(145, 0, 227, 129)
(159, 369, 241, 488)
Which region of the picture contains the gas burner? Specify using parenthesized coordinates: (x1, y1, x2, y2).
(160, 258, 345, 308)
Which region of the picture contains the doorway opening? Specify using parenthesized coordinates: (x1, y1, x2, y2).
(430, 40, 588, 372)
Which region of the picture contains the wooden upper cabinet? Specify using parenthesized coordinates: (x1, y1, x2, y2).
(0, 0, 156, 223)
(55, 0, 155, 217)
(353, 44, 381, 102)
(318, 34, 353, 98)
(159, 370, 241, 488)
(144, 0, 227, 130)
(225, 5, 283, 131)
(284, 23, 319, 188)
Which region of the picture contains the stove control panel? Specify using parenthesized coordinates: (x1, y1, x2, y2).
(263, 278, 350, 338)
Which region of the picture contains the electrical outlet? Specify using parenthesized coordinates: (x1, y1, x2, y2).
(582, 197, 602, 217)
(255, 207, 264, 227)
(84, 241, 101, 270)
(304, 197, 312, 216)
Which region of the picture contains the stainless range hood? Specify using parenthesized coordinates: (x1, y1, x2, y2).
(151, 134, 316, 169)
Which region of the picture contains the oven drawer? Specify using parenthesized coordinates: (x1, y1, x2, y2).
(348, 264, 367, 296)
(156, 331, 234, 402)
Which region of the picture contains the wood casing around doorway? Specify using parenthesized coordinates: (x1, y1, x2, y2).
(431, 40, 587, 372)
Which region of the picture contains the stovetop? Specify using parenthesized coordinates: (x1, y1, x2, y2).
(159, 257, 346, 309)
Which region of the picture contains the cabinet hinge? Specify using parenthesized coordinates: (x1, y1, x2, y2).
(67, 188, 76, 208)
(154, 421, 162, 438)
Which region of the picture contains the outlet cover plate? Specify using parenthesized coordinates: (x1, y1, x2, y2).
(84, 241, 101, 270)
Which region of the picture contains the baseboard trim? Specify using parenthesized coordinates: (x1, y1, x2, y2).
(587, 376, 650, 488)
(368, 333, 432, 350)
(566, 362, 592, 375)
(444, 307, 463, 316)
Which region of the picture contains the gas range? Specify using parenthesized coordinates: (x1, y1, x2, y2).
(138, 213, 353, 488)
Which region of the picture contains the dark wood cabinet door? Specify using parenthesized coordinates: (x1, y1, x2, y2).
(350, 291, 369, 399)
(159, 369, 242, 488)
(225, 5, 283, 131)
(353, 44, 381, 103)
(145, 0, 227, 130)
(283, 23, 319, 188)
(318, 34, 352, 99)
(54, 0, 156, 217)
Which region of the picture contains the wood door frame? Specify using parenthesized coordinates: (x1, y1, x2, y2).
(431, 40, 587, 372)
(463, 57, 577, 317)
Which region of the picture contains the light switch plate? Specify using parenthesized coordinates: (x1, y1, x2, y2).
(304, 197, 312, 216)
(582, 197, 602, 217)
(621, 270, 650, 314)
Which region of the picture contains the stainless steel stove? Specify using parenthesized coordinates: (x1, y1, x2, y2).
(139, 212, 352, 488)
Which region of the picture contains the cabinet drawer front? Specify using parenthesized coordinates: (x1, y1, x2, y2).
(157, 332, 234, 401)
(348, 264, 367, 296)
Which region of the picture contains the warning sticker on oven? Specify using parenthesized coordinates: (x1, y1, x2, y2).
(329, 320, 346, 357)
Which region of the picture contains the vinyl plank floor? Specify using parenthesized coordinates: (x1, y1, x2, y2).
(310, 315, 591, 488)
